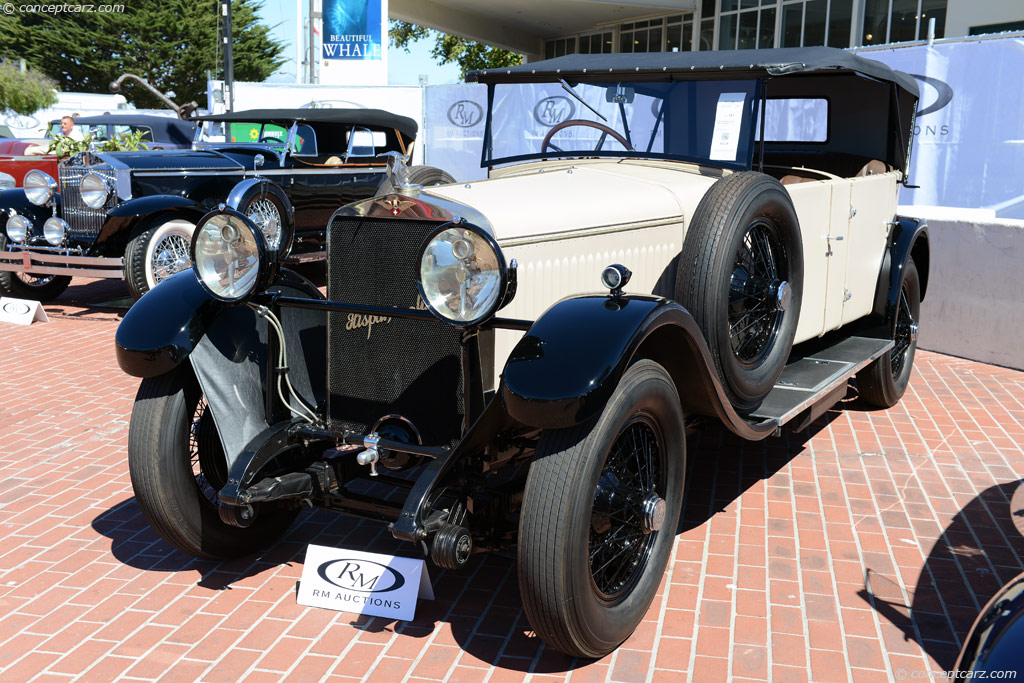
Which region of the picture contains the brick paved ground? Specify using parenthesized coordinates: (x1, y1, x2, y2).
(0, 277, 1022, 682)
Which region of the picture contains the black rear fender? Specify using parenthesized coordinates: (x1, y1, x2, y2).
(500, 294, 774, 440)
(870, 215, 929, 333)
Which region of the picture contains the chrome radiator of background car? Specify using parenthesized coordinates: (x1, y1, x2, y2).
(326, 215, 465, 446)
(58, 166, 117, 238)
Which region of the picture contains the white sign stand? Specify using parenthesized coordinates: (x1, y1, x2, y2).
(0, 297, 49, 326)
(297, 544, 434, 622)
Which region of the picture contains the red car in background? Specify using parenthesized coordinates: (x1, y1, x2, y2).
(0, 115, 196, 188)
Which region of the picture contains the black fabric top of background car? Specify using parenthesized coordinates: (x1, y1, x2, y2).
(194, 108, 419, 139)
(49, 115, 197, 143)
(467, 46, 919, 98)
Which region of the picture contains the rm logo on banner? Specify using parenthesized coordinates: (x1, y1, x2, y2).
(297, 545, 434, 621)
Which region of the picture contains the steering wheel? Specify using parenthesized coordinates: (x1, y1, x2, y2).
(259, 136, 281, 143)
(541, 119, 634, 154)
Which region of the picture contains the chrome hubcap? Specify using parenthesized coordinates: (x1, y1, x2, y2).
(641, 492, 667, 533)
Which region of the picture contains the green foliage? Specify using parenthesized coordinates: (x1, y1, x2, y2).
(0, 0, 285, 110)
(389, 20, 522, 79)
(47, 129, 150, 159)
(0, 60, 58, 115)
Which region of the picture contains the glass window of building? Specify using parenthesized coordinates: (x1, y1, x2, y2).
(862, 0, 947, 45)
(720, 0, 782, 49)
(544, 36, 577, 59)
(666, 13, 695, 51)
(579, 31, 614, 54)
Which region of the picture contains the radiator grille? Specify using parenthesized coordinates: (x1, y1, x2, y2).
(58, 166, 117, 238)
(326, 216, 463, 445)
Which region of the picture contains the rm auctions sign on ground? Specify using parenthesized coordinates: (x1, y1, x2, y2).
(322, 0, 382, 59)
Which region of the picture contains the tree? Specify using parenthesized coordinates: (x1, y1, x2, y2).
(0, 60, 58, 115)
(0, 0, 285, 111)
(389, 20, 522, 79)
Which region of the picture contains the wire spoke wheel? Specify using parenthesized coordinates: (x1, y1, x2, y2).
(246, 198, 282, 249)
(151, 233, 192, 283)
(728, 219, 788, 365)
(188, 397, 228, 509)
(14, 272, 55, 287)
(589, 418, 663, 600)
(890, 286, 915, 377)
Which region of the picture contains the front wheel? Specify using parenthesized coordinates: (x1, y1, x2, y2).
(857, 257, 921, 408)
(518, 360, 686, 658)
(124, 214, 197, 300)
(127, 368, 297, 560)
(0, 234, 71, 300)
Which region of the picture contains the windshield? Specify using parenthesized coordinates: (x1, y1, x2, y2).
(484, 79, 760, 170)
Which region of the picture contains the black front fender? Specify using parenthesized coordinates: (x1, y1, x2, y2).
(1, 188, 56, 225)
(871, 215, 929, 330)
(115, 270, 218, 377)
(97, 195, 207, 252)
(501, 294, 774, 439)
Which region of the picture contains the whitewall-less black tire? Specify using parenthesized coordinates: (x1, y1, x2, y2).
(518, 360, 686, 658)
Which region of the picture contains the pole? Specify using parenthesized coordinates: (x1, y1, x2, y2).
(221, 0, 234, 112)
(308, 0, 315, 84)
(296, 0, 302, 84)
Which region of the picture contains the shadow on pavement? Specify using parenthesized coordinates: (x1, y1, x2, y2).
(862, 480, 1024, 670)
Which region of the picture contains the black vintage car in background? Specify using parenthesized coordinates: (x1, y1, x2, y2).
(0, 108, 451, 300)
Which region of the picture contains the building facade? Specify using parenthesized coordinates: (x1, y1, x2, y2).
(539, 0, 1022, 59)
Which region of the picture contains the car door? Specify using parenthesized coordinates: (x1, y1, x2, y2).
(841, 173, 898, 325)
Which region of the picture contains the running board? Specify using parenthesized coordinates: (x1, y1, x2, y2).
(750, 336, 893, 431)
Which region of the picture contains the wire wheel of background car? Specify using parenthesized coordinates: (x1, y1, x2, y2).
(518, 360, 685, 658)
(540, 119, 634, 154)
(675, 172, 803, 413)
(127, 367, 297, 560)
(0, 234, 72, 301)
(375, 165, 456, 195)
(856, 257, 921, 409)
(124, 213, 197, 300)
(243, 196, 284, 251)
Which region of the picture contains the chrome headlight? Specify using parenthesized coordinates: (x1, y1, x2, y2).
(0, 172, 15, 190)
(23, 170, 57, 206)
(5, 214, 30, 243)
(43, 217, 68, 246)
(191, 210, 266, 302)
(418, 223, 508, 327)
(80, 173, 110, 209)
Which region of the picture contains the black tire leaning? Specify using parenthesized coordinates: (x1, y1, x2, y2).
(675, 171, 803, 413)
(376, 165, 456, 195)
(857, 257, 921, 408)
(123, 212, 197, 300)
(0, 233, 72, 300)
(128, 367, 297, 560)
(518, 359, 686, 659)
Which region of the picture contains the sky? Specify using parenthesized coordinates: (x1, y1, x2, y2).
(257, 0, 463, 86)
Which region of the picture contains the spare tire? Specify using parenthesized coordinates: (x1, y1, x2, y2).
(675, 172, 803, 413)
(376, 164, 456, 195)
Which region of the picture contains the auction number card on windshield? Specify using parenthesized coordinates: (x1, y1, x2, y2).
(709, 93, 746, 162)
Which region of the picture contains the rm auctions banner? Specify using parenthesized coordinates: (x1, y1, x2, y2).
(855, 37, 1024, 218)
(322, 0, 382, 60)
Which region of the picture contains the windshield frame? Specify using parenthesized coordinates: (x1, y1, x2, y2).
(480, 78, 766, 172)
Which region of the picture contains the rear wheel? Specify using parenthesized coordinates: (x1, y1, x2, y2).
(518, 360, 685, 658)
(124, 214, 196, 300)
(857, 257, 921, 408)
(128, 367, 297, 560)
(676, 172, 803, 413)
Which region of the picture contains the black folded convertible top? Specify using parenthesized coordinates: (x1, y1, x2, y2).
(468, 46, 918, 98)
(193, 108, 419, 139)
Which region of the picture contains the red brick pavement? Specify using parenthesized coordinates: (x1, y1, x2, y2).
(0, 278, 1022, 682)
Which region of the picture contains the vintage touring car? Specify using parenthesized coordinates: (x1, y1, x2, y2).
(116, 47, 928, 658)
(0, 108, 448, 300)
